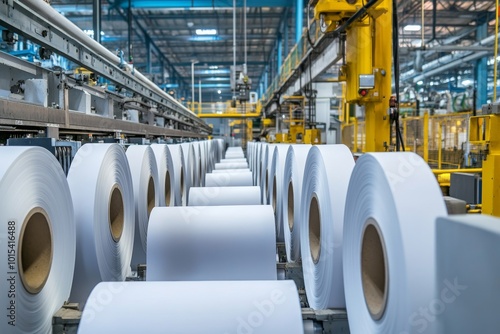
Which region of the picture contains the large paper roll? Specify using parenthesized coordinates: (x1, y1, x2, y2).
(150, 144, 173, 207)
(436, 215, 500, 334)
(257, 143, 268, 187)
(67, 144, 134, 307)
(343, 153, 447, 334)
(206, 140, 214, 172)
(261, 144, 276, 204)
(78, 280, 303, 334)
(282, 144, 312, 262)
(221, 158, 247, 163)
(147, 206, 277, 281)
(205, 171, 253, 187)
(190, 142, 201, 188)
(199, 141, 207, 186)
(126, 145, 160, 268)
(166, 144, 186, 206)
(300, 145, 354, 310)
(269, 144, 291, 242)
(215, 162, 249, 170)
(188, 186, 261, 206)
(0, 147, 75, 334)
(180, 143, 196, 203)
(213, 168, 250, 173)
(248, 142, 254, 170)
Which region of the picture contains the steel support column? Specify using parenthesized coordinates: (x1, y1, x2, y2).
(476, 20, 488, 108)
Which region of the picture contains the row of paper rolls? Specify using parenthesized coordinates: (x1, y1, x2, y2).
(0, 139, 498, 333)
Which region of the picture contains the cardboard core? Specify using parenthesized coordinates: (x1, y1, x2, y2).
(287, 182, 294, 231)
(308, 196, 321, 264)
(147, 176, 155, 218)
(165, 171, 172, 206)
(19, 208, 53, 294)
(361, 221, 388, 320)
(272, 176, 277, 213)
(109, 186, 124, 242)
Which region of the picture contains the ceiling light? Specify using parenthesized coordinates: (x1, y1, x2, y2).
(417, 80, 423, 85)
(217, 90, 222, 94)
(404, 25, 421, 32)
(462, 79, 472, 86)
(196, 29, 217, 36)
(209, 66, 219, 70)
(187, 22, 194, 27)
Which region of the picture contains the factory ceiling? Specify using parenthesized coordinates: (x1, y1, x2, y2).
(8, 0, 500, 101)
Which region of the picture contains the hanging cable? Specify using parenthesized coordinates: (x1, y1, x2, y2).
(392, 0, 405, 152)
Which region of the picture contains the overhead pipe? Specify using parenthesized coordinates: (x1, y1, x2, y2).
(232, 0, 236, 99)
(18, 0, 201, 120)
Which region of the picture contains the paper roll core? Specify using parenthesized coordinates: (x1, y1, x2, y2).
(361, 220, 388, 320)
(147, 176, 155, 217)
(180, 168, 185, 198)
(287, 182, 294, 231)
(165, 170, 172, 206)
(308, 195, 321, 264)
(272, 176, 277, 213)
(109, 185, 125, 242)
(19, 208, 53, 294)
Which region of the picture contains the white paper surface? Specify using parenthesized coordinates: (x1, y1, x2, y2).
(213, 168, 251, 173)
(150, 144, 173, 207)
(282, 144, 312, 262)
(260, 144, 276, 204)
(166, 144, 186, 206)
(300, 145, 354, 309)
(436, 214, 500, 334)
(78, 280, 304, 334)
(269, 144, 291, 242)
(68, 144, 135, 307)
(180, 143, 196, 203)
(221, 158, 247, 163)
(0, 147, 75, 334)
(215, 162, 249, 170)
(126, 145, 160, 267)
(188, 186, 261, 206)
(147, 205, 277, 281)
(343, 153, 447, 334)
(205, 171, 253, 187)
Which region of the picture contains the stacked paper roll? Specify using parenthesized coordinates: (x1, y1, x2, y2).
(300, 145, 355, 309)
(261, 144, 276, 204)
(166, 144, 186, 206)
(214, 162, 248, 170)
(189, 186, 261, 206)
(269, 144, 291, 242)
(67, 144, 134, 307)
(221, 158, 247, 163)
(257, 142, 268, 188)
(213, 168, 250, 173)
(436, 215, 500, 334)
(206, 140, 214, 172)
(147, 206, 276, 281)
(180, 143, 196, 203)
(247, 142, 254, 170)
(199, 141, 207, 186)
(79, 281, 303, 334)
(126, 145, 160, 268)
(343, 153, 447, 334)
(0, 147, 75, 334)
(150, 144, 174, 207)
(205, 171, 253, 187)
(191, 142, 201, 188)
(282, 144, 312, 262)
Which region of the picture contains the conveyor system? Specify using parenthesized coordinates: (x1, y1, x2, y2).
(0, 0, 210, 139)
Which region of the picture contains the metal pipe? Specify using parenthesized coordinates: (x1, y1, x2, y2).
(92, 0, 101, 43)
(128, 0, 132, 63)
(233, 0, 236, 98)
(295, 0, 303, 43)
(494, 0, 499, 101)
(244, 0, 247, 71)
(421, 0, 424, 46)
(199, 79, 202, 113)
(432, 168, 482, 174)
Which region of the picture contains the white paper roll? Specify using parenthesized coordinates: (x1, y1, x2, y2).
(282, 144, 312, 262)
(190, 142, 201, 188)
(205, 171, 253, 187)
(300, 145, 354, 310)
(221, 158, 247, 163)
(180, 143, 197, 203)
(207, 140, 214, 172)
(150, 144, 174, 207)
(343, 152, 447, 334)
(166, 144, 186, 206)
(78, 280, 303, 334)
(261, 144, 276, 204)
(199, 141, 207, 186)
(248, 142, 254, 170)
(269, 144, 291, 242)
(213, 168, 251, 173)
(147, 206, 277, 281)
(67, 144, 134, 308)
(0, 147, 75, 334)
(188, 186, 261, 206)
(257, 143, 268, 188)
(215, 162, 249, 170)
(435, 215, 500, 334)
(126, 145, 160, 268)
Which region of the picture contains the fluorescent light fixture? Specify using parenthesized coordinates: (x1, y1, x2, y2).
(417, 80, 423, 85)
(217, 90, 222, 94)
(462, 79, 472, 86)
(196, 29, 217, 36)
(404, 25, 421, 32)
(209, 65, 219, 70)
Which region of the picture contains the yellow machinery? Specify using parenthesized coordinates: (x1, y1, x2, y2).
(314, 0, 391, 152)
